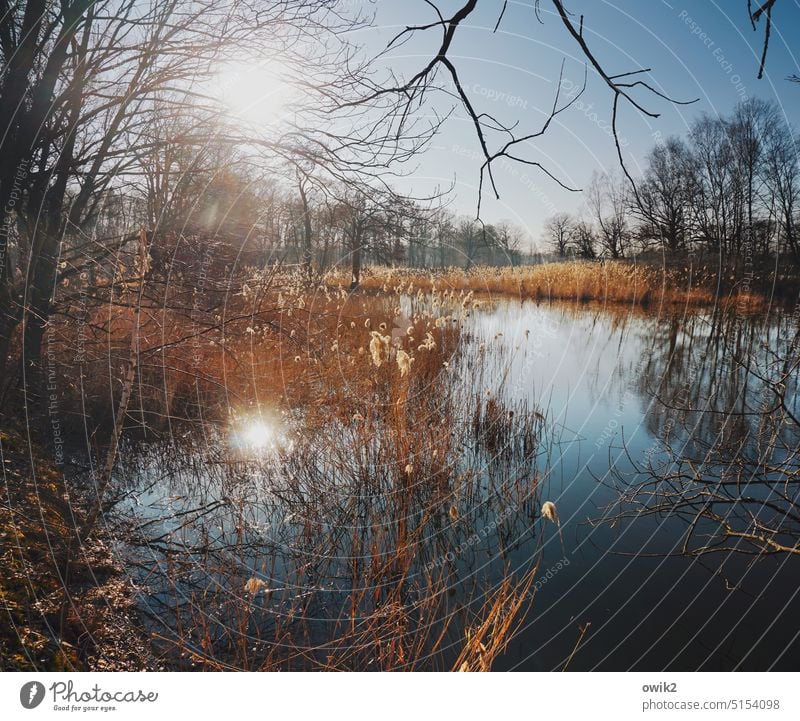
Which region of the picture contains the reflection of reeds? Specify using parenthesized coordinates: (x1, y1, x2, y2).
(105, 272, 549, 670)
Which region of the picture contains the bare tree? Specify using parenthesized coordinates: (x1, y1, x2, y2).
(763, 124, 800, 260)
(686, 115, 736, 255)
(493, 222, 524, 265)
(633, 138, 691, 253)
(728, 99, 777, 256)
(587, 172, 631, 259)
(572, 218, 598, 259)
(543, 213, 575, 258)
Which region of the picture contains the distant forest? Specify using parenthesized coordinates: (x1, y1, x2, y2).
(544, 100, 800, 263)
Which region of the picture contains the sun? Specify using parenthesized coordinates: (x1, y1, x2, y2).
(211, 59, 295, 127)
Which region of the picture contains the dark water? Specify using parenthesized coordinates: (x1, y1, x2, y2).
(114, 299, 800, 671)
(467, 300, 800, 671)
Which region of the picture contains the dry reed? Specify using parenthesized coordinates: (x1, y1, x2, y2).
(328, 261, 768, 310)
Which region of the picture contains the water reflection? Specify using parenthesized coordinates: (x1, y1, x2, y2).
(114, 298, 800, 670)
(464, 300, 800, 670)
(113, 321, 547, 670)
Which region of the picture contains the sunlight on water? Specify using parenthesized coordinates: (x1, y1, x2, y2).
(242, 420, 274, 448)
(230, 412, 288, 453)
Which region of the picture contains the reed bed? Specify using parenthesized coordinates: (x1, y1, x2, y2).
(48, 267, 481, 435)
(329, 261, 767, 309)
(46, 266, 551, 670)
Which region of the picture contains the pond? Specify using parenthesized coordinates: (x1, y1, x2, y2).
(112, 297, 800, 671)
(467, 299, 800, 670)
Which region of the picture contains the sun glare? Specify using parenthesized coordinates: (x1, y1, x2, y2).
(212, 60, 295, 127)
(231, 412, 288, 453)
(242, 420, 274, 448)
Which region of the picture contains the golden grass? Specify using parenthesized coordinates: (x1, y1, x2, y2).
(50, 269, 473, 434)
(329, 261, 768, 309)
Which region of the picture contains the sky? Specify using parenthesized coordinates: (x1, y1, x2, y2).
(349, 1, 800, 248)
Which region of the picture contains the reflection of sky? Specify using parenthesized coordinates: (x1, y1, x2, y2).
(466, 299, 800, 670)
(467, 299, 654, 465)
(466, 300, 667, 564)
(364, 1, 800, 240)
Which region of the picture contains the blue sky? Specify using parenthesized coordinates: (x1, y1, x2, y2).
(358, 1, 800, 247)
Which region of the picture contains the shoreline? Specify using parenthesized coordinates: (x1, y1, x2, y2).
(331, 259, 798, 311)
(0, 427, 154, 671)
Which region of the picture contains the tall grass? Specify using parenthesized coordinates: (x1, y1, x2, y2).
(331, 261, 766, 309)
(50, 270, 550, 670)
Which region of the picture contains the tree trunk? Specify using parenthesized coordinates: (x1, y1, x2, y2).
(350, 219, 362, 290)
(298, 181, 313, 280)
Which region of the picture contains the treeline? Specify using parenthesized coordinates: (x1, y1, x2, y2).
(544, 99, 800, 262)
(81, 162, 529, 279)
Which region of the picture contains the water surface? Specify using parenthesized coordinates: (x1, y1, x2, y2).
(115, 298, 800, 670)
